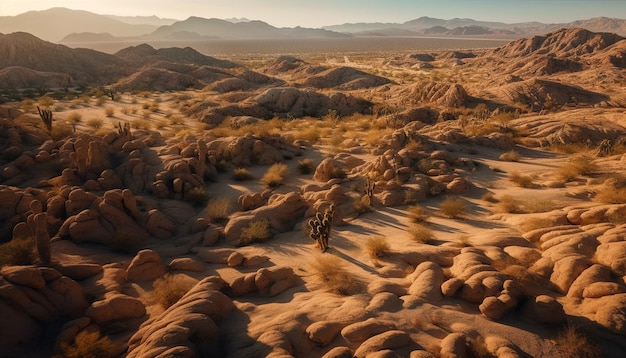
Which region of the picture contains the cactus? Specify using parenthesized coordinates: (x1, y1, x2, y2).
(118, 122, 132, 139)
(37, 106, 53, 133)
(307, 204, 335, 252)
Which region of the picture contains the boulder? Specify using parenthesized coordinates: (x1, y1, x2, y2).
(306, 320, 343, 346)
(341, 318, 397, 343)
(353, 330, 413, 358)
(126, 249, 166, 281)
(86, 293, 146, 324)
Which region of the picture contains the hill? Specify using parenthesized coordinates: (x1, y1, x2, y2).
(0, 7, 157, 42)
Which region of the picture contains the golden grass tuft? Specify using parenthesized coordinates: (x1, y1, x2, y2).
(86, 118, 104, 129)
(364, 236, 391, 259)
(232, 167, 254, 181)
(206, 197, 233, 223)
(0, 238, 36, 267)
(297, 158, 315, 175)
(407, 204, 430, 223)
(409, 223, 434, 244)
(555, 155, 597, 182)
(261, 163, 288, 187)
(310, 255, 363, 295)
(498, 150, 520, 162)
(58, 330, 117, 358)
(497, 195, 523, 213)
(552, 324, 602, 358)
(104, 107, 114, 118)
(439, 196, 467, 219)
(240, 219, 272, 245)
(508, 171, 535, 188)
(594, 175, 626, 204)
(519, 217, 555, 232)
(152, 274, 196, 309)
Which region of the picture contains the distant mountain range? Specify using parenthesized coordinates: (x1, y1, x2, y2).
(0, 7, 625, 44)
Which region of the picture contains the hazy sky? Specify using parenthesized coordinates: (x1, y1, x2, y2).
(2, 0, 625, 27)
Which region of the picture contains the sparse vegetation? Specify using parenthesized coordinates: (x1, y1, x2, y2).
(508, 171, 535, 188)
(0, 237, 36, 267)
(261, 163, 288, 187)
(232, 167, 254, 181)
(310, 255, 362, 295)
(206, 197, 233, 223)
(552, 324, 602, 358)
(86, 118, 104, 129)
(57, 330, 117, 358)
(439, 196, 466, 219)
(407, 204, 430, 223)
(499, 150, 520, 162)
(364, 236, 391, 259)
(152, 274, 196, 309)
(520, 217, 555, 232)
(297, 158, 315, 174)
(556, 154, 597, 182)
(185, 187, 208, 207)
(353, 198, 372, 215)
(240, 219, 272, 245)
(409, 223, 434, 244)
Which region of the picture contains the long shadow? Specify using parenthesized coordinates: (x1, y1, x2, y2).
(327, 246, 380, 275)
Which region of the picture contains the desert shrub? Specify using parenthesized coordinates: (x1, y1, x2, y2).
(51, 123, 73, 140)
(240, 219, 272, 245)
(405, 139, 423, 151)
(409, 223, 434, 244)
(95, 97, 106, 106)
(86, 118, 103, 129)
(498, 150, 520, 162)
(21, 98, 36, 112)
(120, 107, 130, 115)
(296, 127, 320, 144)
(497, 195, 523, 213)
(58, 330, 117, 358)
(508, 171, 535, 188)
(310, 255, 362, 295)
(329, 167, 347, 180)
(353, 198, 372, 215)
(520, 217, 554, 232)
(0, 238, 36, 267)
(67, 113, 82, 124)
(553, 324, 602, 358)
(364, 236, 391, 259)
(155, 119, 168, 130)
(152, 274, 196, 309)
(232, 168, 254, 181)
(439, 196, 466, 219)
(407, 204, 430, 223)
(38, 95, 55, 107)
(142, 109, 151, 119)
(206, 197, 233, 223)
(297, 158, 315, 174)
(523, 199, 559, 213)
(185, 187, 208, 207)
(261, 163, 288, 187)
(104, 107, 114, 118)
(132, 119, 152, 130)
(170, 115, 185, 126)
(556, 155, 597, 182)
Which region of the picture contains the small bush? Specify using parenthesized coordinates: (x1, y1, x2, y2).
(206, 197, 233, 223)
(86, 118, 103, 129)
(353, 198, 372, 215)
(498, 150, 520, 162)
(497, 195, 523, 213)
(364, 236, 391, 259)
(152, 274, 196, 309)
(523, 199, 559, 213)
(310, 255, 362, 295)
(297, 158, 315, 174)
(232, 168, 254, 181)
(520, 217, 554, 232)
(261, 163, 288, 187)
(58, 330, 117, 358)
(329, 167, 347, 179)
(0, 238, 36, 267)
(67, 113, 82, 124)
(553, 324, 602, 358)
(407, 204, 430, 223)
(409, 223, 434, 244)
(104, 107, 114, 118)
(508, 171, 535, 188)
(51, 123, 73, 140)
(481, 192, 498, 203)
(38, 95, 55, 107)
(240, 219, 271, 245)
(439, 196, 466, 219)
(556, 155, 597, 182)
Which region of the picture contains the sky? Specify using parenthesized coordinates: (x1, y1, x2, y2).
(1, 0, 625, 28)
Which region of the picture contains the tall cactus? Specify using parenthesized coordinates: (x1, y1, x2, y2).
(37, 106, 53, 133)
(307, 204, 335, 252)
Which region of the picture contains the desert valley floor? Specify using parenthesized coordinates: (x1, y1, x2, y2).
(2, 28, 626, 358)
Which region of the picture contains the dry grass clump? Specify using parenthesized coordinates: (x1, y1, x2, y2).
(595, 175, 626, 204)
(206, 197, 234, 223)
(523, 199, 559, 213)
(297, 158, 315, 174)
(310, 255, 363, 295)
(481, 192, 498, 203)
(519, 217, 555, 232)
(353, 198, 373, 215)
(508, 171, 535, 188)
(184, 187, 208, 207)
(552, 324, 602, 358)
(240, 219, 272, 245)
(51, 122, 73, 140)
(86, 118, 104, 129)
(0, 238, 36, 267)
(407, 204, 430, 223)
(497, 195, 523, 213)
(57, 330, 117, 358)
(409, 223, 434, 244)
(152, 274, 196, 309)
(498, 150, 520, 162)
(364, 236, 391, 259)
(67, 112, 82, 124)
(232, 167, 254, 181)
(556, 155, 597, 182)
(261, 163, 288, 187)
(295, 127, 320, 144)
(439, 196, 466, 219)
(104, 107, 114, 118)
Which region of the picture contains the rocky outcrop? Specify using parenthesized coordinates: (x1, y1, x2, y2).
(126, 276, 233, 358)
(302, 66, 392, 90)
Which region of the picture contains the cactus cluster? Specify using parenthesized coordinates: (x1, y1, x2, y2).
(37, 106, 53, 133)
(308, 204, 335, 252)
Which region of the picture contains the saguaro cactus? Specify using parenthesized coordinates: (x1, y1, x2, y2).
(307, 204, 335, 252)
(37, 106, 53, 133)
